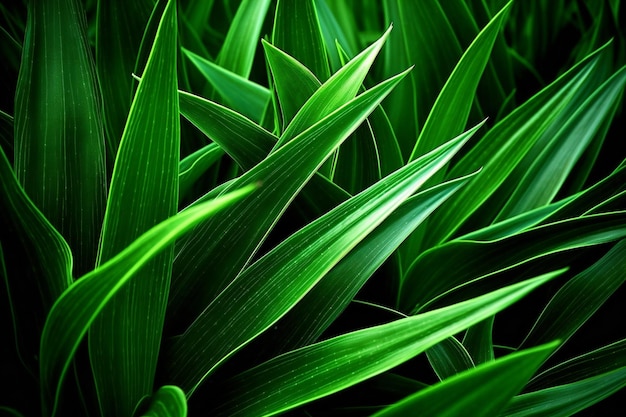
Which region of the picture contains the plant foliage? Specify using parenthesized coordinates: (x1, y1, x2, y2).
(1, 0, 625, 416)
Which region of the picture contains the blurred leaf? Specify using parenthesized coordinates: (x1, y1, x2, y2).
(140, 386, 187, 417)
(89, 1, 179, 415)
(502, 367, 626, 417)
(14, 0, 106, 275)
(183, 48, 270, 123)
(426, 336, 475, 381)
(374, 342, 558, 417)
(215, 273, 562, 417)
(96, 0, 155, 157)
(520, 239, 626, 353)
(178, 142, 224, 204)
(164, 125, 475, 395)
(400, 211, 626, 313)
(39, 185, 255, 417)
(272, 0, 330, 81)
(216, 0, 271, 77)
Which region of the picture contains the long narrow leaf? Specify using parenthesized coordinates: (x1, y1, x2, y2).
(215, 273, 562, 417)
(89, 1, 179, 415)
(14, 0, 106, 275)
(39, 185, 255, 417)
(164, 125, 480, 395)
(374, 342, 558, 417)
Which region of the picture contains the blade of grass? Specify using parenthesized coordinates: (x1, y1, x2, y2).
(183, 48, 270, 123)
(272, 0, 330, 81)
(400, 211, 626, 313)
(426, 337, 475, 381)
(519, 239, 626, 353)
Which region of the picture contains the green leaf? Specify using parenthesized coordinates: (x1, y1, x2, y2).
(0, 142, 72, 377)
(164, 125, 479, 395)
(426, 336, 475, 381)
(178, 89, 277, 171)
(216, 0, 271, 78)
(140, 386, 187, 417)
(272, 0, 330, 81)
(519, 239, 626, 353)
(247, 173, 476, 357)
(215, 272, 562, 417)
(409, 1, 511, 161)
(496, 67, 626, 219)
(502, 367, 626, 417)
(382, 1, 463, 157)
(14, 0, 106, 275)
(274, 25, 393, 148)
(39, 185, 255, 417)
(422, 43, 611, 247)
(462, 316, 495, 365)
(262, 40, 321, 128)
(96, 0, 155, 157)
(400, 211, 626, 313)
(313, 0, 357, 71)
(373, 342, 558, 417)
(178, 142, 224, 205)
(528, 338, 626, 391)
(167, 66, 410, 332)
(183, 48, 270, 123)
(89, 1, 179, 415)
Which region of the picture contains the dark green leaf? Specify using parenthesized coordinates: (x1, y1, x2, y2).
(14, 0, 106, 275)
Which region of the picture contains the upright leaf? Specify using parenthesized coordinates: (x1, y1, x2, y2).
(89, 1, 178, 416)
(216, 0, 271, 78)
(167, 65, 410, 332)
(96, 0, 155, 157)
(14, 0, 106, 275)
(272, 0, 330, 81)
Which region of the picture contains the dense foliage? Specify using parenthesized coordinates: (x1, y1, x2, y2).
(1, 0, 625, 416)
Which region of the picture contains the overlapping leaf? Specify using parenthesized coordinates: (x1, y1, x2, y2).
(140, 386, 187, 417)
(400, 211, 626, 313)
(214, 273, 562, 417)
(167, 44, 410, 331)
(164, 125, 479, 395)
(39, 185, 254, 417)
(89, 1, 179, 415)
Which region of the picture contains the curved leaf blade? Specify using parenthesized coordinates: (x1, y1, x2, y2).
(39, 185, 255, 417)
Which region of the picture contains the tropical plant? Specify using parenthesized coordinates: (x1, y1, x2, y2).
(1, 0, 625, 416)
